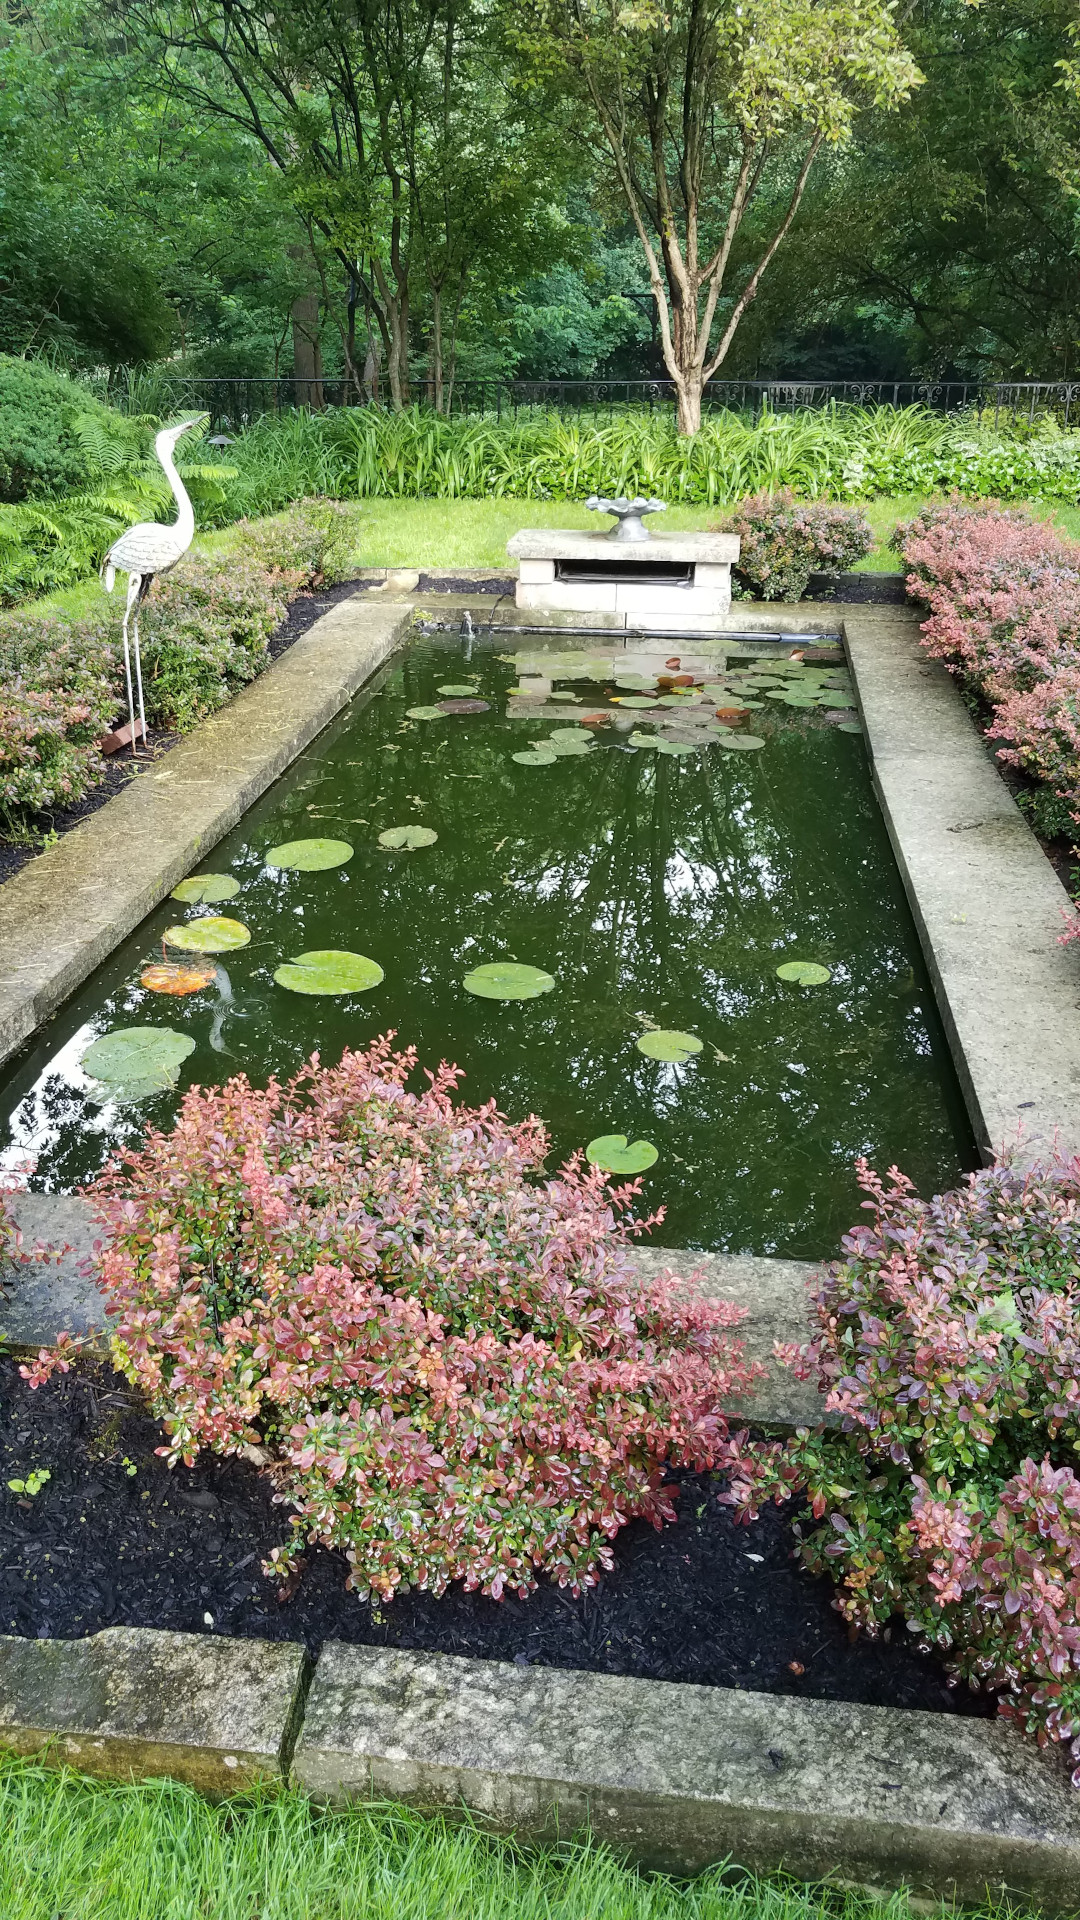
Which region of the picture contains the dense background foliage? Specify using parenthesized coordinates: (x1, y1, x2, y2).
(1, 0, 1077, 393)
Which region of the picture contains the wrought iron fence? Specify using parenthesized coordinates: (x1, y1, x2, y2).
(110, 372, 1080, 431)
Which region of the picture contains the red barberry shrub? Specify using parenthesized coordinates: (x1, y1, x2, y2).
(31, 1039, 759, 1602)
(723, 1154, 1080, 1778)
(725, 490, 873, 600)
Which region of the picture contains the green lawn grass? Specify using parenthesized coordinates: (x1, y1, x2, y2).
(0, 1756, 1036, 1920)
(20, 497, 1080, 623)
(345, 495, 1080, 574)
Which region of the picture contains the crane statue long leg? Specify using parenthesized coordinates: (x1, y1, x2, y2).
(100, 413, 207, 758)
(120, 573, 144, 756)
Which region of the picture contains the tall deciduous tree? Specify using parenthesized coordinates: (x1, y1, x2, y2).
(516, 0, 920, 431)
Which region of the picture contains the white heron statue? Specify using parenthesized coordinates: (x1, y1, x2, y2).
(101, 414, 207, 754)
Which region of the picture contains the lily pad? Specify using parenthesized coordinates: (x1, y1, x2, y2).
(548, 738, 594, 757)
(636, 1030, 703, 1062)
(164, 916, 250, 953)
(776, 960, 832, 987)
(586, 1134, 659, 1174)
(141, 962, 217, 996)
(656, 739, 700, 756)
(378, 825, 438, 849)
(82, 1026, 195, 1102)
(405, 705, 447, 721)
(438, 698, 490, 714)
(838, 720, 863, 734)
(437, 684, 478, 696)
(628, 731, 661, 749)
(274, 950, 384, 995)
(265, 838, 353, 872)
(512, 747, 557, 766)
(550, 691, 581, 702)
(550, 725, 591, 741)
(716, 734, 765, 750)
(463, 962, 555, 1001)
(170, 873, 240, 905)
(822, 691, 857, 708)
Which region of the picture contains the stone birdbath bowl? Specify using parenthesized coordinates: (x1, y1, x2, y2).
(585, 495, 668, 543)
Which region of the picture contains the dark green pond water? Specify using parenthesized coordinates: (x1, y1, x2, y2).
(0, 633, 974, 1255)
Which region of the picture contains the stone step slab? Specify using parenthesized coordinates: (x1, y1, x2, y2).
(0, 1626, 309, 1792)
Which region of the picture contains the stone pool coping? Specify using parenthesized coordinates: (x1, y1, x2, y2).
(3, 1626, 1080, 1908)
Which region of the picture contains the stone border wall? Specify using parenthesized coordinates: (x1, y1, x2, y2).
(3, 1626, 1079, 1908)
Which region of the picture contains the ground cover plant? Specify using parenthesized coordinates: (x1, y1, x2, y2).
(0, 1755, 1032, 1920)
(0, 499, 355, 836)
(725, 1153, 1080, 1779)
(212, 403, 1080, 517)
(893, 502, 1080, 871)
(26, 1037, 758, 1601)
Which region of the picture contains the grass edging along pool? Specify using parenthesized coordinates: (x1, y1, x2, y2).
(0, 594, 413, 1072)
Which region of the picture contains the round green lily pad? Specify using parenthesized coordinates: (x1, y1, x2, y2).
(823, 691, 857, 708)
(437, 684, 478, 696)
(716, 734, 765, 750)
(164, 916, 251, 953)
(265, 838, 353, 872)
(170, 873, 240, 905)
(463, 962, 555, 1001)
(550, 726, 590, 742)
(378, 825, 438, 849)
(628, 731, 661, 749)
(548, 738, 594, 757)
(636, 1030, 703, 1062)
(657, 740, 699, 756)
(586, 1134, 659, 1174)
(512, 747, 557, 766)
(406, 705, 446, 721)
(613, 696, 660, 709)
(82, 1026, 195, 1102)
(776, 960, 832, 987)
(550, 692, 580, 702)
(838, 720, 863, 734)
(274, 950, 384, 995)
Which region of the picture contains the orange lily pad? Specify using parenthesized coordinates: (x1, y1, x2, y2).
(141, 962, 217, 997)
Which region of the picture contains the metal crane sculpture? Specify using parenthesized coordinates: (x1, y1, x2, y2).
(101, 414, 207, 754)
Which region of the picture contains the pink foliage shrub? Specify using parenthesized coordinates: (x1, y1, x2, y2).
(25, 1038, 759, 1602)
(724, 1154, 1080, 1776)
(894, 502, 1080, 934)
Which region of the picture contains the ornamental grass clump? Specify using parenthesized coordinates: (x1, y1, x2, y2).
(724, 491, 873, 600)
(723, 1154, 1080, 1775)
(29, 1038, 758, 1602)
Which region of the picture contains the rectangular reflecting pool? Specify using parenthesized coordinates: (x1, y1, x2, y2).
(0, 630, 974, 1256)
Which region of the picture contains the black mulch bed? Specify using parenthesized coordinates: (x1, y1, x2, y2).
(0, 580, 366, 891)
(801, 570, 907, 605)
(0, 1358, 994, 1719)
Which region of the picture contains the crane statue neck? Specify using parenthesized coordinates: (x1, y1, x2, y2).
(155, 430, 195, 549)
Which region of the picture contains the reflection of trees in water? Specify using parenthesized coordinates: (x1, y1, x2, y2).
(0, 646, 971, 1251)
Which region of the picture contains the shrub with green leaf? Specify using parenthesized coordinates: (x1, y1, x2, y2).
(0, 500, 353, 833)
(724, 1154, 1080, 1778)
(724, 491, 873, 599)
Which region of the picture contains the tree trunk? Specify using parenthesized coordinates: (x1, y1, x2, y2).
(431, 284, 444, 414)
(675, 379, 702, 435)
(290, 291, 324, 410)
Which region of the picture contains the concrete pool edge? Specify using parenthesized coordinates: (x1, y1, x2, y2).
(843, 612, 1080, 1165)
(0, 596, 414, 1073)
(1, 1627, 1078, 1907)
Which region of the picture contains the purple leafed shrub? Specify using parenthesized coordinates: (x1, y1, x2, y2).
(724, 490, 873, 601)
(724, 1154, 1080, 1776)
(24, 1039, 759, 1603)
